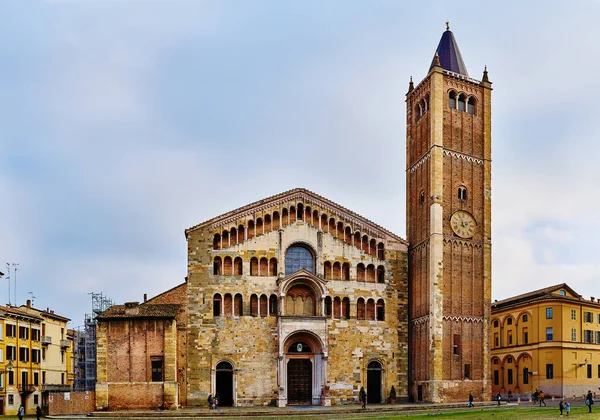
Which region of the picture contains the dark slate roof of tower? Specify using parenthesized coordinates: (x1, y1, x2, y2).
(429, 29, 469, 76)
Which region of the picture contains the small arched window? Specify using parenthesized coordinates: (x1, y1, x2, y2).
(377, 265, 385, 283)
(467, 97, 476, 114)
(233, 257, 243, 275)
(522, 314, 528, 322)
(420, 191, 425, 204)
(377, 243, 384, 260)
(213, 257, 222, 276)
(416, 103, 422, 120)
(507, 318, 513, 325)
(493, 320, 499, 328)
(213, 234, 221, 250)
(342, 297, 350, 319)
(223, 257, 233, 276)
(357, 263, 366, 281)
(376, 299, 385, 321)
(250, 257, 258, 276)
(325, 296, 332, 317)
(213, 294, 222, 317)
(357, 298, 366, 320)
(234, 294, 243, 316)
(250, 294, 259, 316)
(269, 294, 278, 316)
(342, 263, 350, 280)
(449, 91, 456, 109)
(458, 186, 467, 201)
(458, 94, 466, 112)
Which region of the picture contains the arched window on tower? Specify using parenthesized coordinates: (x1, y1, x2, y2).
(449, 91, 456, 109)
(458, 94, 466, 112)
(233, 257, 243, 275)
(467, 97, 476, 114)
(285, 245, 314, 275)
(250, 294, 258, 316)
(420, 190, 425, 204)
(377, 265, 385, 283)
(458, 186, 468, 201)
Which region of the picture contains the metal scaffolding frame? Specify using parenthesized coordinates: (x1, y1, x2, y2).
(73, 292, 113, 391)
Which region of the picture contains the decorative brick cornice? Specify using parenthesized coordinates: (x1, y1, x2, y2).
(408, 151, 431, 173)
(443, 149, 484, 165)
(442, 315, 484, 323)
(443, 237, 483, 248)
(410, 315, 430, 326)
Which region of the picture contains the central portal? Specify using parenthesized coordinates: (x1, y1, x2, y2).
(287, 359, 312, 404)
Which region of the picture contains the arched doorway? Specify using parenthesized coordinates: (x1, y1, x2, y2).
(215, 361, 234, 407)
(367, 361, 382, 404)
(287, 342, 312, 404)
(281, 332, 325, 406)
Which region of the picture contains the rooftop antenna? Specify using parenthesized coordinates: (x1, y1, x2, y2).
(28, 292, 36, 306)
(5, 263, 10, 305)
(13, 263, 19, 306)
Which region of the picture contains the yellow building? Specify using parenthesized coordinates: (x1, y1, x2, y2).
(0, 304, 43, 416)
(17, 302, 71, 408)
(491, 284, 600, 399)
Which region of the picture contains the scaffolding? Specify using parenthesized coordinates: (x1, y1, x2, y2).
(73, 292, 113, 391)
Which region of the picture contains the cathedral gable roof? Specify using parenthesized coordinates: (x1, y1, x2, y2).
(185, 187, 406, 244)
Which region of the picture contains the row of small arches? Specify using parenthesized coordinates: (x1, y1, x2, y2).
(324, 261, 385, 283)
(213, 256, 278, 276)
(212, 293, 385, 321)
(213, 256, 386, 282)
(212, 204, 385, 259)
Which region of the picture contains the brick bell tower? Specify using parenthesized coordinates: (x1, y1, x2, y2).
(406, 23, 492, 403)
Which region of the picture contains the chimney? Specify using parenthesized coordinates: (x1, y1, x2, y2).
(144, 294, 147, 303)
(50, 310, 54, 314)
(591, 297, 595, 303)
(26, 300, 31, 308)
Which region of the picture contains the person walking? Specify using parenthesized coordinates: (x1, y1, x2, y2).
(17, 404, 25, 420)
(565, 401, 571, 416)
(559, 400, 564, 417)
(586, 390, 594, 413)
(468, 392, 474, 408)
(496, 392, 501, 405)
(539, 390, 546, 406)
(36, 405, 42, 420)
(362, 391, 368, 409)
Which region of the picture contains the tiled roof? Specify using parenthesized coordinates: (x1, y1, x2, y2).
(0, 305, 44, 321)
(430, 29, 469, 76)
(96, 303, 180, 320)
(492, 283, 583, 310)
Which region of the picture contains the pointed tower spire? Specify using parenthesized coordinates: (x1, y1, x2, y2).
(482, 65, 490, 83)
(429, 24, 469, 76)
(408, 76, 414, 93)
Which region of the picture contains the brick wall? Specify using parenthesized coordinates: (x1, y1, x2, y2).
(48, 391, 95, 415)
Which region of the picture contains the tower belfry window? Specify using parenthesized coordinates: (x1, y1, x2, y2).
(458, 186, 467, 201)
(457, 94, 466, 112)
(467, 97, 476, 114)
(449, 91, 456, 109)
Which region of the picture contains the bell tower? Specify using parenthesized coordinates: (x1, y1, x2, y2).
(406, 24, 492, 402)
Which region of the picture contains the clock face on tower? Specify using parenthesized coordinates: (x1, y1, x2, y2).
(450, 210, 476, 238)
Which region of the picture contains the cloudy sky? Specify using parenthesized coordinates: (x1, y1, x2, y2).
(1, 0, 599, 324)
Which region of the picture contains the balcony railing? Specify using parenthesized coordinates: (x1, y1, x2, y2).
(60, 340, 70, 348)
(41, 336, 52, 345)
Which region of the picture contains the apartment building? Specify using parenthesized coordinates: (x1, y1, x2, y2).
(491, 284, 600, 398)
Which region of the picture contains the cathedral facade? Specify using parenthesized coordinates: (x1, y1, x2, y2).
(95, 26, 492, 409)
